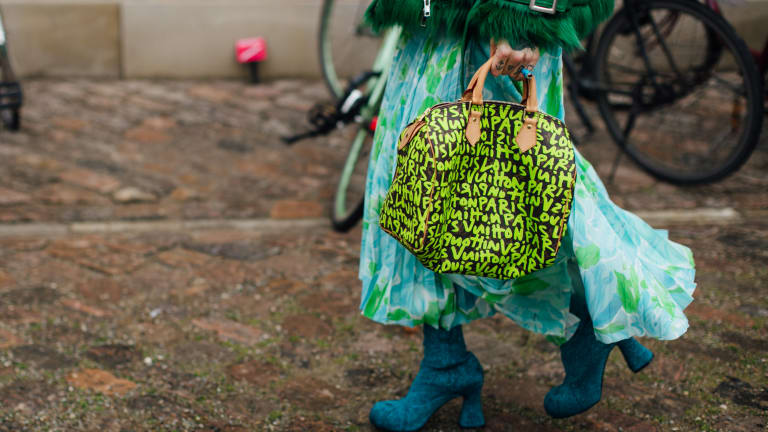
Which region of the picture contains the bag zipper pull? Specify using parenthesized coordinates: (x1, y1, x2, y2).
(421, 0, 431, 26)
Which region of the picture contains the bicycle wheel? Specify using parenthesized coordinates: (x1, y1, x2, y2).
(318, 0, 382, 100)
(594, 0, 763, 184)
(0, 108, 19, 131)
(330, 121, 373, 232)
(0, 10, 21, 132)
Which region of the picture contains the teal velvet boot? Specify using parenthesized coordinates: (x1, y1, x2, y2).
(369, 325, 485, 431)
(617, 338, 654, 373)
(544, 294, 655, 418)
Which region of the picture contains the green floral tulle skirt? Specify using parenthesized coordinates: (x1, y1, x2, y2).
(359, 30, 696, 344)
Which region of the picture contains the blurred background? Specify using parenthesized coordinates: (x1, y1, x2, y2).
(0, 1, 766, 431)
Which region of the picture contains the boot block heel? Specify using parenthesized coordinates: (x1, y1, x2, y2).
(459, 387, 485, 429)
(617, 338, 654, 373)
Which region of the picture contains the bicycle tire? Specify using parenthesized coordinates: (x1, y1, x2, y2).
(330, 125, 371, 232)
(318, 1, 400, 231)
(318, 0, 380, 100)
(595, 0, 763, 185)
(0, 108, 19, 131)
(594, 0, 763, 185)
(318, 0, 344, 99)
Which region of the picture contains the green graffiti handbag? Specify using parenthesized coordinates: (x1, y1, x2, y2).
(379, 57, 577, 280)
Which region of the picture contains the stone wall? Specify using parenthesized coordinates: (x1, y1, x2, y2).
(1, 0, 766, 79)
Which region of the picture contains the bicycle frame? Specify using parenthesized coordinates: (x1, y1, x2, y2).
(707, 0, 767, 79)
(333, 26, 401, 220)
(0, 6, 21, 114)
(0, 7, 10, 78)
(360, 27, 401, 123)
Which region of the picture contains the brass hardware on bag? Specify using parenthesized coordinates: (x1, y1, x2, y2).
(462, 58, 540, 152)
(466, 109, 482, 146)
(516, 114, 539, 152)
(380, 52, 576, 280)
(515, 74, 539, 152)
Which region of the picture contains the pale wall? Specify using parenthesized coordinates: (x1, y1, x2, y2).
(1, 2, 120, 77)
(1, 0, 767, 79)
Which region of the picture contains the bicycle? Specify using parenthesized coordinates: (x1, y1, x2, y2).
(309, 0, 763, 232)
(282, 0, 400, 232)
(569, 0, 763, 184)
(0, 5, 22, 132)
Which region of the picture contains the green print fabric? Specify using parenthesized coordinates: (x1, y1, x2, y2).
(379, 89, 576, 279)
(359, 29, 696, 344)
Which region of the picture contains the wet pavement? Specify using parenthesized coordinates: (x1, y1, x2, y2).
(0, 78, 765, 431)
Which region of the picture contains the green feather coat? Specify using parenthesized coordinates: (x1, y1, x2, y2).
(365, 0, 614, 52)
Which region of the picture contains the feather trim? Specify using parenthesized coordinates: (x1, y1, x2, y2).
(365, 0, 614, 52)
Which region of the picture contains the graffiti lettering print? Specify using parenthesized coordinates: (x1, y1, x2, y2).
(380, 101, 576, 280)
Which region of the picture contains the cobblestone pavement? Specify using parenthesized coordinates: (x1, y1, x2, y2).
(0, 79, 765, 431)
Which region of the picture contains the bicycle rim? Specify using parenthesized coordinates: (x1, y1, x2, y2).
(331, 125, 371, 232)
(318, 0, 381, 100)
(595, 0, 763, 185)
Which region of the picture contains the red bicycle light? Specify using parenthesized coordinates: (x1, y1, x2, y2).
(369, 116, 378, 132)
(235, 37, 267, 64)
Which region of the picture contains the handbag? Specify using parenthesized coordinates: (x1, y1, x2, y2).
(379, 57, 577, 280)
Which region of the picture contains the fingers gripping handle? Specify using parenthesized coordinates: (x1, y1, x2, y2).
(462, 58, 539, 151)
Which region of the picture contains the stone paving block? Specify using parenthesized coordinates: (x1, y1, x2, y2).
(279, 376, 347, 410)
(0, 329, 22, 349)
(66, 368, 137, 396)
(269, 200, 325, 219)
(0, 285, 61, 306)
(0, 78, 765, 430)
(47, 239, 146, 276)
(85, 344, 141, 369)
(281, 314, 333, 340)
(192, 317, 264, 345)
(0, 187, 32, 205)
(156, 248, 211, 269)
(112, 186, 157, 203)
(60, 298, 112, 318)
(0, 270, 16, 289)
(58, 167, 122, 194)
(686, 302, 756, 328)
(10, 345, 76, 370)
(227, 360, 281, 387)
(0, 307, 42, 325)
(51, 116, 89, 132)
(0, 380, 58, 416)
(35, 183, 109, 205)
(194, 260, 249, 287)
(123, 127, 173, 145)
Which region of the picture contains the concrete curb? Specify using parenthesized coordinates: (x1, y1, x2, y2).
(0, 218, 330, 237)
(0, 208, 747, 238)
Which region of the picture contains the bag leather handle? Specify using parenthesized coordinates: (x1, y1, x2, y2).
(461, 58, 539, 152)
(461, 58, 538, 112)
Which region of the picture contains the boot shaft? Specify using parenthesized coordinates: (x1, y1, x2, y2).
(422, 325, 470, 369)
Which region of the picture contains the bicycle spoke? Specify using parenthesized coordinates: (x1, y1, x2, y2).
(595, 82, 637, 96)
(605, 61, 651, 76)
(594, 0, 762, 184)
(708, 73, 746, 96)
(646, 11, 686, 82)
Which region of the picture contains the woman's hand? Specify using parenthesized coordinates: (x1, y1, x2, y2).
(490, 39, 540, 80)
